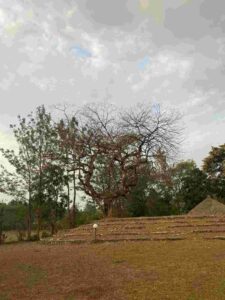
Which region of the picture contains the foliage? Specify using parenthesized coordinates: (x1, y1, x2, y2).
(0, 106, 68, 239)
(75, 202, 103, 226)
(202, 145, 225, 178)
(41, 231, 52, 238)
(125, 158, 210, 216)
(202, 144, 225, 201)
(126, 173, 151, 217)
(0, 201, 27, 231)
(171, 160, 209, 213)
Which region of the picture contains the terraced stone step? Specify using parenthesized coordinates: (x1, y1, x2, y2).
(204, 236, 225, 240)
(41, 235, 187, 244)
(99, 215, 218, 222)
(46, 215, 225, 244)
(169, 223, 225, 228)
(193, 229, 225, 233)
(40, 239, 87, 245)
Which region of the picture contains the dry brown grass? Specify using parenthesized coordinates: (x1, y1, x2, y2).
(1, 239, 225, 299)
(2, 215, 225, 299)
(94, 239, 225, 299)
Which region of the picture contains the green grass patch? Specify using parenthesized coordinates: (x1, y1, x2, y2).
(186, 295, 198, 300)
(0, 294, 9, 300)
(65, 296, 76, 300)
(17, 263, 46, 288)
(112, 259, 126, 264)
(217, 279, 225, 296)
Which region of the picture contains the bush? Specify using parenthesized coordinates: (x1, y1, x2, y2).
(76, 209, 103, 226)
(0, 233, 7, 244)
(56, 215, 71, 230)
(41, 231, 52, 238)
(17, 230, 26, 242)
(29, 234, 39, 241)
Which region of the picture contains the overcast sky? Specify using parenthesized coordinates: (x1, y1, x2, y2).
(0, 0, 225, 169)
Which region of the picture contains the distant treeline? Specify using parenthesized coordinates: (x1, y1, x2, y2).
(0, 200, 101, 232)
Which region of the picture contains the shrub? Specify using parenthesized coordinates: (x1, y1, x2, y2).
(29, 234, 39, 241)
(17, 230, 26, 242)
(41, 231, 52, 238)
(0, 233, 7, 244)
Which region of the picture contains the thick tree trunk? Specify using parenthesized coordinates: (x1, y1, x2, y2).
(50, 223, 55, 236)
(114, 200, 124, 217)
(70, 170, 76, 228)
(0, 226, 3, 245)
(27, 214, 31, 240)
(103, 201, 113, 218)
(66, 166, 71, 227)
(0, 207, 4, 244)
(37, 144, 43, 241)
(36, 208, 41, 240)
(27, 191, 32, 240)
(70, 206, 76, 228)
(50, 209, 56, 235)
(26, 173, 32, 240)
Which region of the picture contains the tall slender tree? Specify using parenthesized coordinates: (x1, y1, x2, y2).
(0, 114, 37, 239)
(0, 105, 67, 239)
(57, 114, 79, 228)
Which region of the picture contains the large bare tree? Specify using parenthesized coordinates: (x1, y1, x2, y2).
(58, 102, 181, 217)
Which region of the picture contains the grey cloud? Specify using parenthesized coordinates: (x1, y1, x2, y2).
(200, 0, 225, 32)
(194, 68, 225, 93)
(164, 0, 211, 40)
(81, 0, 134, 27)
(0, 42, 27, 73)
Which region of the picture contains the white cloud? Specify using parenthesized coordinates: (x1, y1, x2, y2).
(0, 72, 16, 90)
(65, 6, 77, 19)
(17, 62, 42, 77)
(30, 76, 57, 91)
(131, 51, 193, 91)
(148, 52, 193, 78)
(0, 8, 6, 25)
(82, 32, 109, 69)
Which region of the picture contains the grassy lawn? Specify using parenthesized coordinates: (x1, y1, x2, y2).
(1, 239, 225, 299)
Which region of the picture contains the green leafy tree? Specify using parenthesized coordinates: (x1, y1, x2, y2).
(0, 105, 67, 239)
(57, 115, 79, 228)
(171, 160, 208, 213)
(121, 150, 173, 217)
(75, 201, 102, 226)
(40, 163, 66, 234)
(26, 105, 68, 238)
(202, 144, 225, 201)
(0, 201, 27, 231)
(0, 114, 38, 239)
(126, 173, 150, 217)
